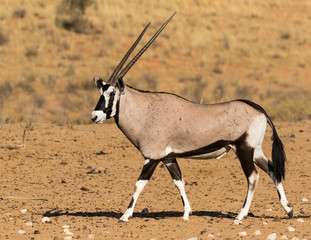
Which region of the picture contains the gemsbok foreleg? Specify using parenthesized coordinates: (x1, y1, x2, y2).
(119, 159, 159, 222)
(235, 145, 259, 221)
(163, 159, 192, 220)
(254, 147, 293, 217)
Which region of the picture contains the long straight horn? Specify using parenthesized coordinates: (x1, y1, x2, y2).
(117, 12, 176, 80)
(107, 22, 151, 85)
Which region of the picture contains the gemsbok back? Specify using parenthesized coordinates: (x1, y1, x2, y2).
(91, 13, 293, 222)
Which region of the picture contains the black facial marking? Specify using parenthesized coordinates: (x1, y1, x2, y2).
(96, 78, 104, 89)
(104, 92, 116, 119)
(94, 95, 106, 111)
(102, 84, 110, 91)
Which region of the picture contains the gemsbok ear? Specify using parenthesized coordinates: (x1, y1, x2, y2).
(117, 77, 125, 94)
(94, 77, 104, 90)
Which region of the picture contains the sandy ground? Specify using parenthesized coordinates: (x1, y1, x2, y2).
(0, 121, 310, 239)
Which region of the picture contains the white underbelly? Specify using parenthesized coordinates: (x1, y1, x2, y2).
(187, 146, 231, 160)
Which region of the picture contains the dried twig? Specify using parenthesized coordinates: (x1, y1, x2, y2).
(0, 129, 26, 150)
(0, 195, 48, 201)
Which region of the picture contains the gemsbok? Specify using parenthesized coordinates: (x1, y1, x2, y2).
(91, 13, 293, 222)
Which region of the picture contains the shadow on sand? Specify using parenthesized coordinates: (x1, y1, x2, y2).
(42, 208, 238, 220)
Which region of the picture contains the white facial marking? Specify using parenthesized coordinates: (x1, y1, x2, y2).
(91, 110, 106, 123)
(103, 86, 115, 108)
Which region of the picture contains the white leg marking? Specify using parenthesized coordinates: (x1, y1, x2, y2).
(165, 146, 173, 156)
(144, 159, 150, 165)
(254, 148, 292, 215)
(236, 171, 259, 221)
(276, 182, 292, 214)
(120, 180, 148, 222)
(247, 115, 266, 148)
(173, 179, 192, 220)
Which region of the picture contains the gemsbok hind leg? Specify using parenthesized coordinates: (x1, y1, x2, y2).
(163, 159, 192, 220)
(235, 145, 259, 221)
(254, 147, 293, 218)
(119, 159, 159, 222)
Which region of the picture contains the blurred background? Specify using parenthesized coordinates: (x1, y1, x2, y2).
(0, 0, 310, 125)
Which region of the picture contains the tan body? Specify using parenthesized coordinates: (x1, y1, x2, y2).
(117, 86, 262, 160)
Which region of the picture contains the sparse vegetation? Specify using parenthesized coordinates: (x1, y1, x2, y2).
(55, 0, 95, 34)
(12, 9, 26, 18)
(0, 30, 8, 46)
(0, 0, 310, 124)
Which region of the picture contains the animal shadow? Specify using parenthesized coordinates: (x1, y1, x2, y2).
(42, 208, 238, 220)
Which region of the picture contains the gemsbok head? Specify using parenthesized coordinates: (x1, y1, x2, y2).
(91, 13, 293, 222)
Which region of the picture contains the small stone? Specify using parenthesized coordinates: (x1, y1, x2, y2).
(262, 221, 268, 225)
(141, 208, 149, 215)
(266, 233, 277, 240)
(291, 237, 299, 240)
(187, 238, 198, 240)
(64, 229, 74, 235)
(62, 225, 70, 229)
(18, 230, 26, 235)
(238, 231, 247, 237)
(25, 222, 33, 226)
(253, 230, 261, 236)
(301, 198, 308, 202)
(80, 186, 90, 191)
(287, 226, 295, 232)
(64, 237, 72, 240)
(87, 234, 95, 239)
(266, 208, 273, 212)
(87, 167, 95, 174)
(279, 235, 288, 239)
(207, 234, 215, 238)
(41, 216, 51, 223)
(20, 209, 28, 214)
(297, 218, 304, 223)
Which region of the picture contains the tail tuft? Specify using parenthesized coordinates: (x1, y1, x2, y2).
(271, 127, 286, 182)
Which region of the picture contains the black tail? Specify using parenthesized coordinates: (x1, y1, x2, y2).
(237, 99, 286, 182)
(268, 118, 286, 182)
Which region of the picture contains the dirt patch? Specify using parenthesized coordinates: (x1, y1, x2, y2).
(0, 122, 310, 239)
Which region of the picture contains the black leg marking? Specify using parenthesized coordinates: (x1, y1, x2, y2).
(254, 151, 293, 218)
(235, 144, 259, 220)
(138, 160, 160, 180)
(163, 159, 182, 180)
(163, 158, 192, 220)
(128, 198, 134, 208)
(119, 159, 159, 222)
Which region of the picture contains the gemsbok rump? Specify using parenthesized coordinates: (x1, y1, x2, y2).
(91, 13, 293, 222)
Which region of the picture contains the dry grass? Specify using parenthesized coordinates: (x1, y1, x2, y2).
(0, 0, 311, 123)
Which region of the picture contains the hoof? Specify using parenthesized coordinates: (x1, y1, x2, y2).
(288, 209, 294, 219)
(118, 219, 129, 223)
(233, 219, 242, 225)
